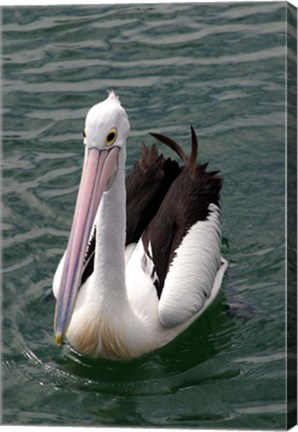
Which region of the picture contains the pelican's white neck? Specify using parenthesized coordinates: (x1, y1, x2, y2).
(93, 146, 128, 308)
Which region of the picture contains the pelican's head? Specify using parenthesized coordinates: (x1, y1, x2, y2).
(84, 91, 130, 152)
(54, 92, 130, 345)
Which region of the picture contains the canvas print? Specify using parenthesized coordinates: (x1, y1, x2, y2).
(2, 1, 297, 429)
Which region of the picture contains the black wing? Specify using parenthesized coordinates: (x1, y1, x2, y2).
(125, 143, 181, 245)
(142, 128, 223, 297)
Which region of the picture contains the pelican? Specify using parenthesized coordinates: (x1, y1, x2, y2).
(53, 91, 228, 360)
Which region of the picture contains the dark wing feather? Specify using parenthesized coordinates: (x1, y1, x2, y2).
(125, 143, 181, 245)
(142, 128, 223, 297)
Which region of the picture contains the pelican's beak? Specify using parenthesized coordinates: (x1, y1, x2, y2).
(54, 146, 120, 345)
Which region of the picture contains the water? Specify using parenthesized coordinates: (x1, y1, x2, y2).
(2, 2, 292, 428)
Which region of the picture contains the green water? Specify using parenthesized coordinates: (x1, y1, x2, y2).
(2, 2, 291, 428)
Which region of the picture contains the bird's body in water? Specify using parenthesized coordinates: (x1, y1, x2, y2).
(53, 92, 228, 360)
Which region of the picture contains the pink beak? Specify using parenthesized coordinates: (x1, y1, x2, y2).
(54, 146, 120, 345)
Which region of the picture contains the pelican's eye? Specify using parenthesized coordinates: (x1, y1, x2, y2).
(105, 128, 117, 147)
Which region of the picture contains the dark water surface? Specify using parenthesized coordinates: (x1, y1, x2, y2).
(2, 2, 291, 428)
